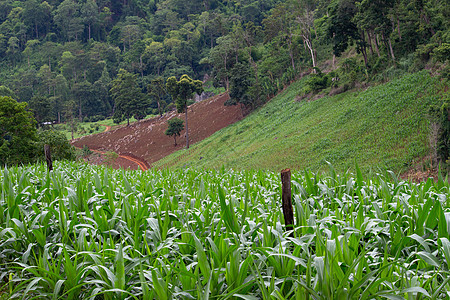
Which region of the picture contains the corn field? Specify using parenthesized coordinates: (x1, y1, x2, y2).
(0, 161, 449, 299)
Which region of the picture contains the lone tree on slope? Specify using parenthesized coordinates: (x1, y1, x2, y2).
(165, 117, 184, 146)
(166, 74, 203, 149)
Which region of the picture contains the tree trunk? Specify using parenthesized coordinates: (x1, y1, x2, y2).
(373, 31, 381, 57)
(303, 36, 316, 72)
(185, 106, 189, 149)
(157, 100, 162, 116)
(288, 36, 295, 71)
(366, 31, 374, 55)
(79, 100, 82, 121)
(388, 38, 395, 61)
(174, 135, 177, 146)
(88, 24, 91, 41)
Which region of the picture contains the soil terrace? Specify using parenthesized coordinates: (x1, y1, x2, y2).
(72, 93, 243, 170)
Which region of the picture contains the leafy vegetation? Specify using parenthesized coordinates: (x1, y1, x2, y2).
(166, 74, 204, 149)
(165, 117, 184, 146)
(0, 96, 37, 166)
(0, 161, 449, 298)
(0, 0, 447, 126)
(153, 71, 448, 173)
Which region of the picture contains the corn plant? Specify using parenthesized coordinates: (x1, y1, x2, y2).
(0, 161, 449, 299)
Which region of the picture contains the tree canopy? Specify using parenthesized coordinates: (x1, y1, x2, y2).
(110, 69, 147, 125)
(166, 74, 203, 149)
(0, 96, 37, 165)
(0, 0, 446, 125)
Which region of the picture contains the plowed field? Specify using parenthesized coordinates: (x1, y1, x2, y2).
(72, 93, 242, 169)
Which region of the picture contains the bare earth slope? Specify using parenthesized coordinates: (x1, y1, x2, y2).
(72, 93, 242, 169)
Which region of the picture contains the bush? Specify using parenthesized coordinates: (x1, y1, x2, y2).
(104, 151, 119, 166)
(0, 96, 37, 166)
(36, 129, 76, 162)
(301, 69, 332, 95)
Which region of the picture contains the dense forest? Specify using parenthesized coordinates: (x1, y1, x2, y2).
(0, 0, 448, 125)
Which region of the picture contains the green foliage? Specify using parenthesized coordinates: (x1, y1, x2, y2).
(0, 85, 16, 98)
(0, 96, 37, 166)
(301, 68, 332, 95)
(166, 74, 203, 149)
(81, 145, 93, 158)
(228, 62, 254, 108)
(0, 161, 450, 298)
(36, 129, 76, 161)
(165, 117, 184, 146)
(429, 92, 450, 171)
(27, 95, 52, 125)
(147, 76, 167, 116)
(0, 0, 447, 121)
(433, 43, 450, 63)
(154, 72, 447, 173)
(166, 74, 203, 113)
(110, 69, 147, 126)
(104, 150, 118, 165)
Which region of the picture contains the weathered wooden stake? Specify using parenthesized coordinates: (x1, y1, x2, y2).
(281, 168, 294, 232)
(44, 144, 53, 172)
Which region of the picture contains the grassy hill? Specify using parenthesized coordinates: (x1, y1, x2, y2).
(152, 71, 448, 174)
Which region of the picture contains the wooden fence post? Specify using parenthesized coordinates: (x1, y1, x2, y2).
(281, 168, 294, 233)
(44, 144, 53, 172)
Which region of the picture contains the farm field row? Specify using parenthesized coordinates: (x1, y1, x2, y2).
(0, 161, 449, 299)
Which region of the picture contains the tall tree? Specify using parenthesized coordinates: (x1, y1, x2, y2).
(81, 0, 99, 41)
(0, 96, 37, 165)
(22, 0, 48, 39)
(209, 34, 236, 90)
(54, 0, 83, 41)
(110, 69, 147, 126)
(263, 2, 297, 71)
(293, 0, 318, 71)
(28, 95, 53, 126)
(166, 74, 203, 149)
(148, 77, 167, 116)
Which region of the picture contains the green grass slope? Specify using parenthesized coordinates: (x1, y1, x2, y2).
(153, 71, 448, 173)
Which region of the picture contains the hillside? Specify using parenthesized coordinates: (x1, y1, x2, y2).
(72, 93, 242, 169)
(152, 71, 448, 174)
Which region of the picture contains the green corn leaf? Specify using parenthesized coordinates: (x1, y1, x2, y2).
(193, 233, 211, 283)
(401, 287, 430, 297)
(417, 251, 440, 268)
(114, 244, 125, 290)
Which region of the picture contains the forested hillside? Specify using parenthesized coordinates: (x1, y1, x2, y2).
(0, 0, 448, 126)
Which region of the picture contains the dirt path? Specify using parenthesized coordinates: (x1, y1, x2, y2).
(76, 146, 149, 171)
(73, 123, 149, 171)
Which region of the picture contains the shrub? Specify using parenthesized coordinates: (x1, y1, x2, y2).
(36, 129, 76, 162)
(104, 151, 119, 166)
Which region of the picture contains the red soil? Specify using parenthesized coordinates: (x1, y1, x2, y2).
(72, 93, 242, 170)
